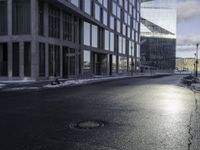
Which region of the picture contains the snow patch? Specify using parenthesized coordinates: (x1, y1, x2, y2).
(44, 76, 131, 88)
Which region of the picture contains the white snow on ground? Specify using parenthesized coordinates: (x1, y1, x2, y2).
(191, 83, 200, 91)
(2, 87, 40, 92)
(43, 76, 134, 88)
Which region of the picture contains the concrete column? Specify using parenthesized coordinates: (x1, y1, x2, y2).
(7, 0, 12, 36)
(45, 43, 49, 78)
(19, 42, 24, 79)
(8, 42, 12, 79)
(31, 0, 39, 80)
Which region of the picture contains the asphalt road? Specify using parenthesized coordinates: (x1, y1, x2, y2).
(0, 75, 199, 150)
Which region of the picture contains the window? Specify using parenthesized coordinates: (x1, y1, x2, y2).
(103, 10, 108, 26)
(95, 3, 100, 21)
(48, 44, 60, 76)
(71, 0, 79, 7)
(83, 50, 91, 70)
(103, 0, 108, 8)
(12, 0, 30, 34)
(39, 43, 45, 77)
(83, 22, 90, 46)
(24, 42, 31, 77)
(110, 32, 114, 52)
(118, 36, 126, 54)
(118, 56, 127, 73)
(118, 36, 122, 53)
(137, 44, 140, 57)
(48, 5, 60, 38)
(84, 0, 91, 15)
(110, 16, 115, 30)
(123, 38, 126, 54)
(104, 30, 109, 50)
(112, 2, 116, 16)
(12, 43, 20, 77)
(92, 25, 98, 48)
(63, 12, 73, 41)
(0, 1, 7, 35)
(38, 1, 44, 36)
(117, 20, 121, 33)
(117, 6, 121, 19)
(0, 43, 8, 76)
(112, 55, 116, 73)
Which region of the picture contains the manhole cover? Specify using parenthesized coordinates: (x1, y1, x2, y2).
(69, 120, 105, 130)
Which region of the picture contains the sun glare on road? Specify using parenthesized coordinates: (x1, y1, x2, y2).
(159, 86, 185, 114)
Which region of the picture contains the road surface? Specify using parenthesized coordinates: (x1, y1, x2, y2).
(0, 75, 199, 150)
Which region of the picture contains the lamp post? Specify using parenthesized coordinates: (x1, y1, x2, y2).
(195, 43, 199, 77)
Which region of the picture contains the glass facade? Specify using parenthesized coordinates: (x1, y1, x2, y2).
(0, 0, 141, 80)
(0, 1, 7, 35)
(141, 0, 176, 70)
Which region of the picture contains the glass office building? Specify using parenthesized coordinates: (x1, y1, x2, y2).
(0, 0, 141, 80)
(140, 0, 176, 71)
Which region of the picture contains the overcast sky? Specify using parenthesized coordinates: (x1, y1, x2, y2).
(177, 0, 200, 58)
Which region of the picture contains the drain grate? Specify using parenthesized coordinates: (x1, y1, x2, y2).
(69, 120, 105, 130)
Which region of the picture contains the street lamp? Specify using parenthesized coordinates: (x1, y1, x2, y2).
(195, 43, 199, 77)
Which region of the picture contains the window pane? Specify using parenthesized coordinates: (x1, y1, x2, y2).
(112, 55, 116, 73)
(103, 10, 107, 26)
(83, 50, 91, 70)
(110, 32, 114, 52)
(92, 25, 98, 48)
(0, 1, 7, 35)
(48, 44, 54, 76)
(24, 42, 31, 77)
(39, 43, 45, 76)
(0, 43, 8, 76)
(83, 22, 90, 46)
(12, 43, 20, 76)
(63, 12, 73, 41)
(95, 4, 100, 21)
(84, 0, 91, 15)
(38, 1, 44, 36)
(54, 45, 60, 76)
(104, 30, 109, 50)
(48, 5, 60, 38)
(12, 0, 30, 34)
(71, 0, 79, 7)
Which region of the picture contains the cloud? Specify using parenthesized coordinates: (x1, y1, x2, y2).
(177, 0, 200, 22)
(177, 35, 200, 46)
(176, 35, 200, 57)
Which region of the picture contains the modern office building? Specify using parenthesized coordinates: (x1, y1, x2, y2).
(0, 0, 141, 80)
(140, 0, 176, 71)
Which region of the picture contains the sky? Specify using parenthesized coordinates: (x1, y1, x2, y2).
(177, 0, 200, 58)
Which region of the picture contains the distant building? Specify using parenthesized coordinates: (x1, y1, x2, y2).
(140, 0, 176, 72)
(176, 58, 200, 72)
(0, 0, 141, 80)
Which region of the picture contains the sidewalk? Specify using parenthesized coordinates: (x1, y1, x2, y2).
(0, 73, 173, 92)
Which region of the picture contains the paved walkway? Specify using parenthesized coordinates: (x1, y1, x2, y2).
(0, 73, 173, 92)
